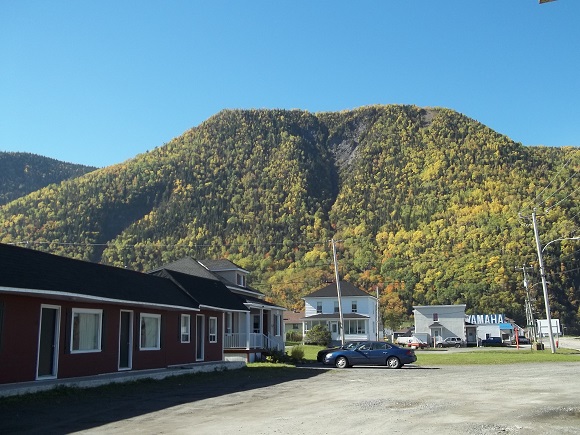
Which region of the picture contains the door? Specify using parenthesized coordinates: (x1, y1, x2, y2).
(196, 314, 205, 361)
(37, 305, 60, 379)
(119, 310, 133, 370)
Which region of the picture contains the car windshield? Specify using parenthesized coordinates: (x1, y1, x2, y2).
(342, 342, 360, 350)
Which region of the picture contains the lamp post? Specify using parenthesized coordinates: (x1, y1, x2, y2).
(532, 208, 579, 354)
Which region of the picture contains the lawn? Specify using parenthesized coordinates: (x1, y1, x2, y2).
(288, 344, 580, 365)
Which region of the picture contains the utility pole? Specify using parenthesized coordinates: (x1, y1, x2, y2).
(331, 239, 345, 345)
(516, 265, 536, 342)
(531, 209, 557, 353)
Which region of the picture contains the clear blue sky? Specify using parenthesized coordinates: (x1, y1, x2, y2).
(1, 1, 578, 168)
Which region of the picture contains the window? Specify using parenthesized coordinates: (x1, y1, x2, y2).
(345, 319, 366, 335)
(334, 301, 339, 313)
(140, 313, 161, 350)
(433, 313, 439, 322)
(316, 301, 323, 314)
(236, 273, 246, 287)
(71, 308, 102, 353)
(180, 314, 190, 343)
(253, 314, 261, 333)
(209, 317, 217, 343)
(351, 301, 358, 313)
(274, 314, 281, 336)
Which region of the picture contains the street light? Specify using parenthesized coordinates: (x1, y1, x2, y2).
(532, 209, 579, 354)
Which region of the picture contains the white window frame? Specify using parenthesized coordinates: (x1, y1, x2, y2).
(236, 273, 246, 287)
(140, 313, 161, 350)
(316, 301, 323, 314)
(71, 308, 103, 353)
(209, 317, 218, 343)
(274, 314, 281, 336)
(351, 301, 358, 313)
(180, 314, 191, 343)
(334, 301, 339, 313)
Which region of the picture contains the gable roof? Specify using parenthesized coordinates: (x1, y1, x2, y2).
(149, 257, 219, 281)
(0, 243, 199, 311)
(151, 269, 249, 312)
(304, 281, 372, 298)
(199, 259, 249, 274)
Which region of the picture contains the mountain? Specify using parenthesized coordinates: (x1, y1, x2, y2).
(0, 105, 578, 331)
(0, 152, 96, 205)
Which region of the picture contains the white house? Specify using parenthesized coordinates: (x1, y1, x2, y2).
(302, 281, 378, 345)
(413, 305, 467, 346)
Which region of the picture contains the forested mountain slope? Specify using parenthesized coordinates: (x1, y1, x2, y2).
(1, 106, 578, 330)
(0, 152, 96, 205)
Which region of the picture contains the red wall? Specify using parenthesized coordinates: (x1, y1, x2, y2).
(0, 294, 221, 384)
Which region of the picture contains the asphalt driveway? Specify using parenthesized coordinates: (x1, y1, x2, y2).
(2, 356, 580, 434)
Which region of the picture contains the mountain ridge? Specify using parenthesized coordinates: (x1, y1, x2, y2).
(1, 105, 578, 330)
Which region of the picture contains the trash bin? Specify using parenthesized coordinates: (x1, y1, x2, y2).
(534, 342, 544, 350)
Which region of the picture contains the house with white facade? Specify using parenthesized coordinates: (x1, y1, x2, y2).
(152, 258, 286, 362)
(302, 281, 378, 345)
(413, 304, 468, 347)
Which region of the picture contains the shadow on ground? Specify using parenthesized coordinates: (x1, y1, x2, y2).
(0, 366, 327, 434)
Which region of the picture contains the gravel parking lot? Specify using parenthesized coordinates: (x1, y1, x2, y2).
(2, 341, 580, 434)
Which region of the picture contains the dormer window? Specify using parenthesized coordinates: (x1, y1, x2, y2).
(236, 272, 246, 287)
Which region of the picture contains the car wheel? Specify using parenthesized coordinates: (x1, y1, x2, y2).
(386, 356, 401, 369)
(335, 356, 349, 369)
(437, 343, 443, 348)
(455, 343, 461, 348)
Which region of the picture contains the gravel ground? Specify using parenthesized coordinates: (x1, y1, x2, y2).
(2, 338, 579, 434)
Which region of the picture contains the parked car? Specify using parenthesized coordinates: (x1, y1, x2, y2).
(322, 341, 416, 369)
(515, 336, 531, 344)
(480, 337, 504, 347)
(396, 336, 428, 349)
(436, 337, 464, 348)
(316, 341, 362, 362)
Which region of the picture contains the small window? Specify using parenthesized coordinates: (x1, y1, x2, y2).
(209, 317, 218, 343)
(236, 273, 246, 287)
(351, 301, 358, 313)
(433, 313, 439, 322)
(316, 302, 323, 314)
(71, 308, 102, 353)
(334, 301, 339, 313)
(180, 314, 191, 343)
(140, 313, 161, 350)
(253, 315, 261, 333)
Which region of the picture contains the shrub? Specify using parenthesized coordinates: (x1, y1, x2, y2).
(304, 324, 331, 346)
(290, 345, 305, 360)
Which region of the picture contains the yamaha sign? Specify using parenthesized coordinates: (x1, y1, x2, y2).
(466, 314, 505, 325)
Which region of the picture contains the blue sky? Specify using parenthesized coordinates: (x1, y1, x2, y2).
(1, 1, 578, 167)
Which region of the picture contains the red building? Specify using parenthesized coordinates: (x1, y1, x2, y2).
(0, 243, 248, 385)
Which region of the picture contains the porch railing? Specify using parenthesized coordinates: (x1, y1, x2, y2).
(224, 333, 284, 351)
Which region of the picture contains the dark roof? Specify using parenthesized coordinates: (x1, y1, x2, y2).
(304, 281, 372, 298)
(0, 243, 199, 310)
(242, 293, 285, 309)
(302, 313, 370, 320)
(151, 269, 248, 312)
(199, 259, 248, 273)
(149, 257, 218, 281)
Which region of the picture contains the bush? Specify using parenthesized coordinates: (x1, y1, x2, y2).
(304, 325, 331, 346)
(290, 345, 305, 360)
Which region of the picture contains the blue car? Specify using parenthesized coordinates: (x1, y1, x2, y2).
(323, 341, 416, 369)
